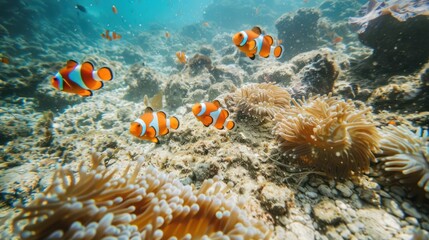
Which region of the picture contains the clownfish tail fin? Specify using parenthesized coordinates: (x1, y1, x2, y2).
(226, 120, 235, 130)
(169, 116, 180, 130)
(273, 45, 284, 59)
(97, 67, 113, 81)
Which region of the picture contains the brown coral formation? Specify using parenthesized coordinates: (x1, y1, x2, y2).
(225, 83, 291, 120)
(13, 154, 271, 239)
(273, 94, 380, 178)
(378, 125, 429, 199)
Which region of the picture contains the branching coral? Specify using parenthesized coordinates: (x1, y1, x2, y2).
(378, 125, 429, 199)
(13, 154, 271, 239)
(273, 94, 380, 178)
(225, 83, 291, 120)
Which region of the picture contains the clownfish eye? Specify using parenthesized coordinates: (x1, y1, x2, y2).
(53, 77, 58, 81)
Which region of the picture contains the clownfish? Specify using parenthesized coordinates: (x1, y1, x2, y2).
(332, 36, 343, 44)
(176, 51, 188, 64)
(165, 31, 171, 38)
(130, 107, 180, 143)
(192, 100, 235, 130)
(112, 5, 118, 14)
(232, 26, 284, 60)
(101, 30, 121, 41)
(51, 60, 113, 97)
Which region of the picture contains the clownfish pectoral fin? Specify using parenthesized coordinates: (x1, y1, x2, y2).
(144, 107, 154, 113)
(249, 55, 256, 60)
(146, 127, 157, 138)
(248, 40, 257, 50)
(251, 26, 262, 35)
(264, 35, 274, 46)
(201, 116, 213, 127)
(273, 45, 284, 59)
(226, 120, 235, 130)
(82, 61, 95, 71)
(66, 60, 78, 68)
(213, 100, 221, 108)
(97, 67, 113, 81)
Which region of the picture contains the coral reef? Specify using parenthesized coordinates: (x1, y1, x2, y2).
(275, 8, 321, 60)
(123, 63, 162, 102)
(274, 94, 380, 178)
(225, 83, 291, 120)
(377, 125, 429, 199)
(187, 54, 213, 76)
(350, 0, 429, 74)
(13, 154, 272, 239)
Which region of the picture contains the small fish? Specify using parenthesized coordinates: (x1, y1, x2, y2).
(192, 100, 235, 130)
(75, 4, 86, 13)
(51, 60, 113, 97)
(176, 51, 188, 64)
(1, 57, 9, 64)
(165, 31, 171, 38)
(101, 30, 122, 41)
(112, 5, 118, 14)
(387, 120, 397, 126)
(202, 22, 210, 27)
(332, 36, 343, 44)
(130, 107, 180, 143)
(232, 26, 284, 60)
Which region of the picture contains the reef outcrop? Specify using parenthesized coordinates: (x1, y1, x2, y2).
(350, 0, 429, 74)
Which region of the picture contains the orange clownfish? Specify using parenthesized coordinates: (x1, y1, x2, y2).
(130, 107, 180, 143)
(51, 60, 113, 97)
(101, 30, 121, 41)
(192, 100, 235, 130)
(176, 51, 188, 64)
(112, 5, 118, 14)
(165, 31, 171, 38)
(232, 26, 284, 60)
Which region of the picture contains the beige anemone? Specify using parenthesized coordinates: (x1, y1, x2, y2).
(225, 83, 291, 120)
(274, 94, 381, 178)
(13, 154, 272, 239)
(378, 125, 429, 199)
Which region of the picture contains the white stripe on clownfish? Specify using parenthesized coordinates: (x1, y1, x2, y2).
(134, 118, 147, 137)
(255, 34, 264, 56)
(149, 112, 159, 136)
(166, 118, 171, 129)
(197, 102, 207, 117)
(92, 71, 102, 81)
(55, 72, 64, 90)
(68, 65, 90, 90)
(239, 31, 248, 47)
(209, 108, 221, 127)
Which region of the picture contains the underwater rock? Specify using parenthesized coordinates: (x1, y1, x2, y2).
(313, 200, 344, 225)
(259, 183, 293, 218)
(187, 54, 213, 76)
(208, 80, 235, 101)
(350, 0, 429, 74)
(181, 23, 215, 40)
(251, 62, 295, 86)
(123, 63, 162, 102)
(289, 48, 340, 97)
(164, 76, 190, 109)
(210, 64, 244, 86)
(275, 8, 321, 60)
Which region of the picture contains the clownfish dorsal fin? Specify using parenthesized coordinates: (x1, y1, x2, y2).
(66, 60, 78, 68)
(144, 107, 154, 113)
(248, 40, 257, 50)
(213, 100, 221, 108)
(251, 26, 262, 35)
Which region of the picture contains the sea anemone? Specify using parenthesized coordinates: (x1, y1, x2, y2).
(273, 94, 380, 178)
(225, 83, 291, 120)
(13, 154, 272, 239)
(378, 125, 429, 199)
